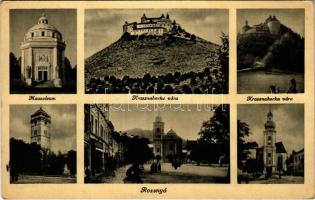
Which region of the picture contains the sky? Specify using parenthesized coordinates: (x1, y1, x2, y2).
(238, 104, 304, 155)
(10, 105, 76, 153)
(109, 104, 226, 140)
(85, 9, 229, 58)
(237, 9, 305, 37)
(10, 9, 77, 66)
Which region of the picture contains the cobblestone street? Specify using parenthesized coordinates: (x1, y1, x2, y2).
(242, 175, 304, 184)
(140, 163, 229, 183)
(88, 163, 229, 183)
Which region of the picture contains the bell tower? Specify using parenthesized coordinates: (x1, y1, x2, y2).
(30, 107, 51, 150)
(153, 112, 164, 158)
(263, 105, 277, 174)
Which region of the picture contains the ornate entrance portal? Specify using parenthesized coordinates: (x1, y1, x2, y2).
(38, 70, 48, 81)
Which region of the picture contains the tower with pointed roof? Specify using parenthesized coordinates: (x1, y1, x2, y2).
(153, 112, 164, 158)
(263, 106, 277, 174)
(30, 107, 51, 150)
(21, 13, 66, 87)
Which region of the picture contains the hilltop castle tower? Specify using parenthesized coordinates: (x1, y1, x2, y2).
(123, 13, 175, 36)
(21, 13, 66, 87)
(153, 112, 164, 158)
(30, 107, 51, 150)
(240, 15, 281, 36)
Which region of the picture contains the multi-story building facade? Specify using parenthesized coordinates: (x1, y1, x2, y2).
(84, 104, 112, 176)
(293, 149, 304, 176)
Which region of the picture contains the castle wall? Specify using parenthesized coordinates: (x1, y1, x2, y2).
(123, 15, 173, 36)
(130, 28, 166, 36)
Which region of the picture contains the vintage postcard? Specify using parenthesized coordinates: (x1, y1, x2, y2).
(0, 1, 314, 199)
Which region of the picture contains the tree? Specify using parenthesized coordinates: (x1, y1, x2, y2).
(182, 84, 192, 94)
(198, 105, 230, 164)
(143, 73, 151, 85)
(190, 34, 196, 42)
(164, 85, 174, 94)
(190, 77, 197, 86)
(66, 150, 77, 175)
(203, 67, 210, 76)
(10, 138, 42, 174)
(174, 71, 181, 80)
(70, 65, 77, 82)
(10, 52, 21, 80)
(165, 73, 173, 84)
(237, 120, 258, 168)
(217, 33, 229, 93)
(64, 57, 73, 80)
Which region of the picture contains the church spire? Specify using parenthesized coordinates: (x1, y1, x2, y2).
(155, 110, 162, 122)
(265, 104, 275, 129)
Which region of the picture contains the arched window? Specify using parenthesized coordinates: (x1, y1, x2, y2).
(41, 31, 45, 36)
(267, 136, 272, 145)
(31, 32, 34, 37)
(94, 119, 97, 135)
(91, 115, 94, 133)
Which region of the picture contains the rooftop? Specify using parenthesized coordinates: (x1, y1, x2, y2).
(31, 107, 51, 118)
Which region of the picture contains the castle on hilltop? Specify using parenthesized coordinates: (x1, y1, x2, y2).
(123, 13, 178, 36)
(240, 15, 281, 36)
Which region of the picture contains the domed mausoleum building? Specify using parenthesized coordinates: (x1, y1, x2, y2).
(20, 14, 66, 87)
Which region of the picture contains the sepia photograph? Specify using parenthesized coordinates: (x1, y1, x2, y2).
(84, 104, 230, 183)
(9, 9, 77, 94)
(85, 9, 229, 94)
(237, 9, 305, 94)
(237, 104, 304, 184)
(9, 105, 77, 183)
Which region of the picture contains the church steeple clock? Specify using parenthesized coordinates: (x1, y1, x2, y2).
(153, 111, 164, 158)
(263, 105, 277, 174)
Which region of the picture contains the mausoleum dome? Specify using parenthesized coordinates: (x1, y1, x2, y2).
(24, 14, 63, 42)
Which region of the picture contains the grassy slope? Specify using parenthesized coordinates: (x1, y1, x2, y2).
(85, 36, 219, 80)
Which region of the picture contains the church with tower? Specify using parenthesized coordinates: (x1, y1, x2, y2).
(259, 107, 287, 176)
(152, 113, 183, 162)
(30, 107, 51, 150)
(20, 13, 66, 87)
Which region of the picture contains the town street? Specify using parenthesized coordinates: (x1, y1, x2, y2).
(91, 163, 229, 183)
(241, 175, 304, 184)
(12, 175, 76, 183)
